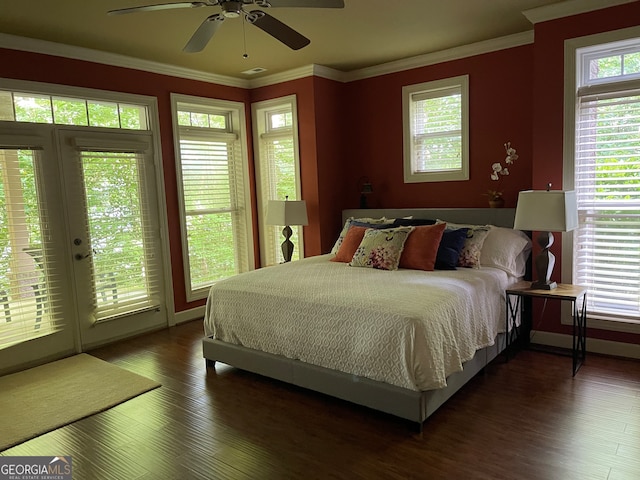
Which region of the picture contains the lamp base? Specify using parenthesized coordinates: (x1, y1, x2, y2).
(281, 225, 294, 262)
(532, 231, 557, 290)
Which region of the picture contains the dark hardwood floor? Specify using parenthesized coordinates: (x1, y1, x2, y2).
(3, 320, 640, 479)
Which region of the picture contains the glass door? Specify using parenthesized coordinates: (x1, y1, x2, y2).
(0, 126, 77, 373)
(59, 130, 167, 348)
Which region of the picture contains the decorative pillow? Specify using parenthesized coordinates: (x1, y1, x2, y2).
(392, 218, 437, 227)
(457, 227, 490, 268)
(399, 223, 446, 271)
(436, 220, 490, 268)
(331, 226, 368, 263)
(434, 228, 469, 270)
(330, 217, 388, 254)
(350, 227, 414, 271)
(350, 220, 395, 229)
(480, 227, 532, 277)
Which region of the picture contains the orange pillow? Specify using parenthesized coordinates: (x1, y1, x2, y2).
(331, 226, 368, 262)
(399, 223, 447, 271)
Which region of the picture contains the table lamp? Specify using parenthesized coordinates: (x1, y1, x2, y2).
(513, 188, 578, 290)
(266, 196, 308, 262)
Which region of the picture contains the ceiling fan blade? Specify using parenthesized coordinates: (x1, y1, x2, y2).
(183, 14, 225, 53)
(107, 2, 209, 16)
(246, 10, 310, 50)
(256, 0, 344, 7)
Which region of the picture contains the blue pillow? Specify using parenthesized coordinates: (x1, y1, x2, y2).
(350, 221, 395, 229)
(392, 218, 436, 226)
(435, 228, 469, 270)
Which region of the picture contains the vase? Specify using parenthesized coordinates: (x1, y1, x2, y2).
(489, 197, 505, 208)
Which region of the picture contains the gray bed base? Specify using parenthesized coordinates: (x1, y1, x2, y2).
(204, 333, 506, 425)
(202, 208, 517, 427)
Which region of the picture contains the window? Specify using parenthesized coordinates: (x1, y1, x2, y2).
(172, 95, 253, 300)
(567, 35, 640, 328)
(402, 75, 469, 183)
(0, 90, 148, 129)
(252, 96, 303, 265)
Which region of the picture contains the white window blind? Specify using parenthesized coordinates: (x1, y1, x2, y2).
(574, 85, 640, 322)
(411, 87, 462, 172)
(403, 75, 469, 183)
(75, 149, 162, 322)
(253, 97, 303, 266)
(261, 133, 300, 265)
(0, 147, 64, 348)
(177, 129, 250, 292)
(173, 96, 252, 299)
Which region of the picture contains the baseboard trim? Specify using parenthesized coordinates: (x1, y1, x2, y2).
(531, 330, 640, 360)
(174, 305, 205, 326)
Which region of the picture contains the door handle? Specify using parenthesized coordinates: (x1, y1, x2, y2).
(75, 252, 91, 261)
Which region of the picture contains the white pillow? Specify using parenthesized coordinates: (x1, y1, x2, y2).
(480, 227, 532, 277)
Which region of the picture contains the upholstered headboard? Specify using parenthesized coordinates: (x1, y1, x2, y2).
(342, 208, 516, 228)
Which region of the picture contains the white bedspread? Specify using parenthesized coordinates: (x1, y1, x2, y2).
(204, 254, 513, 392)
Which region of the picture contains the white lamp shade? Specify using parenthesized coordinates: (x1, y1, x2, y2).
(514, 190, 578, 232)
(266, 199, 308, 226)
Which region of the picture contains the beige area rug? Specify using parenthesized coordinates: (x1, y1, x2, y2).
(0, 353, 160, 451)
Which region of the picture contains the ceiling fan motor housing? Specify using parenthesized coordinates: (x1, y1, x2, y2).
(221, 1, 242, 17)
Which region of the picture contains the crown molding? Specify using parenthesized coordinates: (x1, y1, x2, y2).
(523, 0, 637, 25)
(0, 29, 535, 90)
(0, 33, 250, 89)
(342, 31, 534, 82)
(246, 64, 346, 88)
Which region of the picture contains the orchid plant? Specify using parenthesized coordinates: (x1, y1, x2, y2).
(486, 142, 518, 201)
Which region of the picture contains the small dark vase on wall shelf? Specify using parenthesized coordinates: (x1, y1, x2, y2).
(488, 197, 505, 208)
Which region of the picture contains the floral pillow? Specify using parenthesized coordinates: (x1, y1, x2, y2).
(350, 227, 414, 271)
(457, 227, 490, 268)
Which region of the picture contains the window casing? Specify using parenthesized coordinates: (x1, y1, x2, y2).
(172, 95, 254, 300)
(252, 96, 304, 266)
(402, 75, 469, 183)
(564, 31, 640, 332)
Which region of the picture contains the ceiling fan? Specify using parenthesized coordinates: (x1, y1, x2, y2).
(107, 0, 345, 53)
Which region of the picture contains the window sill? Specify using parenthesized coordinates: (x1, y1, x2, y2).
(561, 314, 640, 335)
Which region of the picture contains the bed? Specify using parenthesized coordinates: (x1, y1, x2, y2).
(202, 208, 531, 427)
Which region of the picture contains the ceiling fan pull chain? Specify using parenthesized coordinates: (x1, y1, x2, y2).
(242, 13, 249, 58)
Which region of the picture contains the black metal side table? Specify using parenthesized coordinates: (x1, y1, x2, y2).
(506, 281, 588, 376)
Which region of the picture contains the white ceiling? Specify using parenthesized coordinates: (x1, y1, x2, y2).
(0, 0, 619, 81)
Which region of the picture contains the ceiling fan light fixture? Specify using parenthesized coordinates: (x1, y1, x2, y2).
(221, 1, 242, 18)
